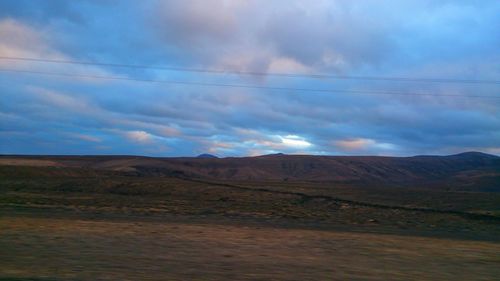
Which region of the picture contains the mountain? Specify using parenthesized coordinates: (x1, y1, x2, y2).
(196, 153, 218, 159)
(1, 152, 499, 191)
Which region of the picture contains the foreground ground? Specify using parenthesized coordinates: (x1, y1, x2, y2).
(2, 213, 500, 281)
(1, 164, 500, 280)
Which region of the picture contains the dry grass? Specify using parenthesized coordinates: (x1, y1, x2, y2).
(0, 159, 61, 167)
(1, 216, 499, 281)
(1, 164, 499, 280)
(2, 173, 500, 240)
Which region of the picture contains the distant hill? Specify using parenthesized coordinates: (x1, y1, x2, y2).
(1, 152, 499, 191)
(196, 153, 218, 159)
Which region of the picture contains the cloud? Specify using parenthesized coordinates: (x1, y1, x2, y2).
(334, 138, 398, 155)
(206, 141, 235, 154)
(201, 132, 314, 156)
(124, 130, 153, 143)
(157, 126, 181, 138)
(28, 87, 92, 112)
(335, 138, 375, 151)
(152, 0, 244, 46)
(146, 0, 499, 92)
(149, 0, 394, 73)
(0, 19, 56, 59)
(279, 135, 312, 149)
(69, 133, 101, 143)
(0, 1, 499, 156)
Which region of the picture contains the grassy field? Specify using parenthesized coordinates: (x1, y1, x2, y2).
(2, 215, 500, 281)
(1, 165, 500, 280)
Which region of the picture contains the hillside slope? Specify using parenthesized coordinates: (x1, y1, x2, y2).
(1, 152, 499, 191)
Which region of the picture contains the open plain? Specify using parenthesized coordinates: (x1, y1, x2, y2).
(1, 153, 500, 280)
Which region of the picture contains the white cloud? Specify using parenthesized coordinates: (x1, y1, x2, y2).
(279, 135, 312, 148)
(125, 130, 153, 143)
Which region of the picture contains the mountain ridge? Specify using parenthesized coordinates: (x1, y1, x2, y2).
(1, 151, 499, 191)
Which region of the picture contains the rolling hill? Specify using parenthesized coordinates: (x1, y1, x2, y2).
(1, 152, 499, 191)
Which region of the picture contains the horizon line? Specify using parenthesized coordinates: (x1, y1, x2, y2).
(0, 151, 497, 158)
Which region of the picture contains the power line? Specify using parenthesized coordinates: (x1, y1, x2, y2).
(1, 68, 499, 99)
(1, 56, 499, 85)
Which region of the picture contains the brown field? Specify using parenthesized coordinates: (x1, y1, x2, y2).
(0, 158, 62, 167)
(1, 155, 499, 280)
(2, 215, 500, 281)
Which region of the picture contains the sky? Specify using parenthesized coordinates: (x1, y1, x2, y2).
(0, 0, 499, 157)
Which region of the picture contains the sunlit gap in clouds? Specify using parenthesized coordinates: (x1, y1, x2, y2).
(279, 135, 312, 149)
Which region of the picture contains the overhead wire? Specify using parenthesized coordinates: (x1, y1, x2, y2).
(0, 56, 499, 85)
(1, 68, 499, 99)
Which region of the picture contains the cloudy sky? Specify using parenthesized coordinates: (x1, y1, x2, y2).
(0, 0, 499, 157)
